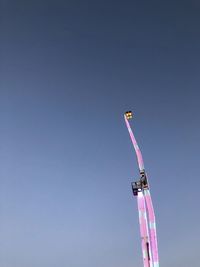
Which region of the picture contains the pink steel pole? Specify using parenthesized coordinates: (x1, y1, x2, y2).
(144, 190, 159, 267)
(137, 192, 152, 267)
(124, 113, 159, 267)
(124, 115, 144, 171)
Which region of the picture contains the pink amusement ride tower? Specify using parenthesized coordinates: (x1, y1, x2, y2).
(124, 111, 159, 267)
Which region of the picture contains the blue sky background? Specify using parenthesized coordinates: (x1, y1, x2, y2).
(1, 1, 200, 266)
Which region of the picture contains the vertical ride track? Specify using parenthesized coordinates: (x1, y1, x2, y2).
(124, 112, 159, 267)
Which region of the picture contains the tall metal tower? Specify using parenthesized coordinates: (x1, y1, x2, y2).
(124, 111, 159, 267)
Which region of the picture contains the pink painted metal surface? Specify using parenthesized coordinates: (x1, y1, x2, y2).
(124, 116, 144, 171)
(124, 114, 159, 267)
(144, 190, 159, 267)
(137, 192, 152, 267)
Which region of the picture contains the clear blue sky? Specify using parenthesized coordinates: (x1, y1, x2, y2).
(1, 1, 200, 266)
